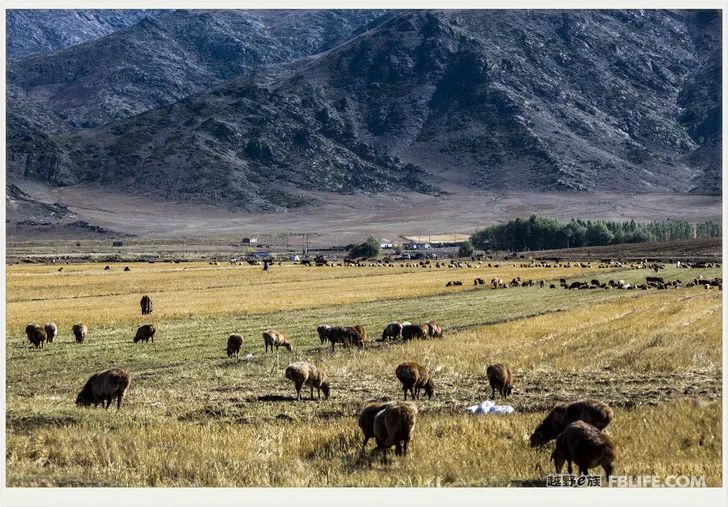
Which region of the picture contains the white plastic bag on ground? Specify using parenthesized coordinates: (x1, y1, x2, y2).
(466, 399, 514, 415)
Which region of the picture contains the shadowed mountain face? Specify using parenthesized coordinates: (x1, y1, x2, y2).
(7, 9, 390, 131)
(6, 10, 166, 60)
(6, 9, 722, 213)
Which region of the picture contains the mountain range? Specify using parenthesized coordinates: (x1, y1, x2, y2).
(6, 9, 722, 218)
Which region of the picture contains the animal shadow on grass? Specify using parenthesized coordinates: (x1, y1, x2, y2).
(8, 412, 82, 434)
(257, 394, 298, 402)
(305, 433, 385, 470)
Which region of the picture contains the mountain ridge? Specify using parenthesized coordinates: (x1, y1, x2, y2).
(6, 9, 722, 216)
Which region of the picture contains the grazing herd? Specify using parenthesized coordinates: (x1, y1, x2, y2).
(20, 260, 717, 482)
(451, 273, 724, 292)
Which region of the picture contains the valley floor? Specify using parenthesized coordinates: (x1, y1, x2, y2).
(7, 179, 722, 244)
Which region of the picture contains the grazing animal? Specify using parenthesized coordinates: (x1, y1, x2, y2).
(140, 295, 153, 315)
(380, 321, 403, 341)
(401, 323, 428, 341)
(426, 321, 443, 338)
(486, 363, 512, 399)
(104, 265, 111, 270)
(551, 421, 616, 478)
(351, 325, 368, 347)
(358, 400, 395, 450)
(123, 266, 130, 272)
(564, 399, 614, 429)
(263, 329, 292, 353)
(326, 326, 365, 351)
(396, 362, 434, 400)
(316, 324, 331, 344)
(76, 368, 131, 410)
(373, 400, 418, 457)
(326, 326, 352, 351)
(226, 333, 243, 357)
(284, 361, 330, 400)
(133, 324, 155, 343)
(44, 322, 57, 343)
(530, 399, 613, 447)
(25, 324, 46, 348)
(72, 323, 87, 343)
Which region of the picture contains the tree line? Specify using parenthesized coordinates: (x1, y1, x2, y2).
(469, 216, 721, 252)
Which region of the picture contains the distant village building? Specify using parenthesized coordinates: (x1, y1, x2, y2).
(241, 237, 258, 245)
(380, 239, 394, 249)
(112, 241, 124, 247)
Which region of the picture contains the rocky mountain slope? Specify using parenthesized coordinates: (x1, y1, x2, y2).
(7, 9, 722, 215)
(6, 9, 165, 60)
(8, 9, 389, 131)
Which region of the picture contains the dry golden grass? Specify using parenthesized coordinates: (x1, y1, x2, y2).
(4, 261, 723, 487)
(6, 261, 613, 330)
(6, 400, 720, 487)
(328, 288, 723, 378)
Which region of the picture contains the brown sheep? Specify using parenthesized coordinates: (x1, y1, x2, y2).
(327, 326, 365, 350)
(124, 266, 130, 272)
(263, 329, 292, 353)
(426, 321, 443, 338)
(380, 321, 403, 341)
(226, 334, 243, 357)
(351, 325, 368, 347)
(316, 324, 331, 344)
(373, 400, 418, 457)
(140, 295, 153, 315)
(72, 323, 87, 343)
(25, 324, 46, 348)
(402, 323, 428, 341)
(551, 421, 616, 479)
(133, 324, 155, 343)
(44, 322, 57, 343)
(565, 399, 614, 429)
(486, 363, 512, 400)
(326, 326, 352, 351)
(395, 362, 434, 400)
(530, 399, 613, 447)
(76, 368, 131, 410)
(358, 400, 395, 450)
(284, 361, 330, 400)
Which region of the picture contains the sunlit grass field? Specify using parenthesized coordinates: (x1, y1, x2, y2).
(5, 261, 723, 486)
